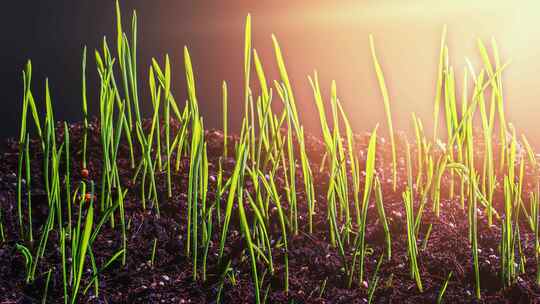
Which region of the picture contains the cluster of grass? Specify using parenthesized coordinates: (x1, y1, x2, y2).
(4, 2, 540, 303)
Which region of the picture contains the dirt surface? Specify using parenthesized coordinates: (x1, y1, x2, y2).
(1, 120, 540, 303)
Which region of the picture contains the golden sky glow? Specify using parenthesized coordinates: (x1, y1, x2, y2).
(153, 0, 540, 146)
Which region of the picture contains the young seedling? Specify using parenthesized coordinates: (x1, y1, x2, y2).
(403, 188, 423, 292)
(222, 81, 228, 158)
(433, 26, 447, 142)
(437, 271, 453, 304)
(369, 35, 397, 191)
(374, 176, 391, 260)
(349, 126, 378, 287)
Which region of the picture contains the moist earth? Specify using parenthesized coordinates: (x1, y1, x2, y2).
(1, 120, 540, 303)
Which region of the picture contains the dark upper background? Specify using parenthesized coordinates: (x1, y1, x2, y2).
(2, 1, 540, 146)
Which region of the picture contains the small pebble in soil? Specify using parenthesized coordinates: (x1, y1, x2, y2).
(84, 193, 95, 202)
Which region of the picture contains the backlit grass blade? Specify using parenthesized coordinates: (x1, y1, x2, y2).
(478, 39, 507, 172)
(367, 254, 384, 304)
(163, 55, 172, 197)
(531, 191, 540, 285)
(433, 25, 447, 141)
(218, 132, 249, 262)
(437, 271, 453, 304)
(222, 81, 228, 158)
(349, 125, 378, 287)
(244, 14, 252, 119)
(374, 176, 391, 259)
(369, 35, 397, 191)
(260, 170, 289, 292)
(64, 122, 72, 237)
(81, 46, 89, 169)
(238, 188, 261, 303)
(403, 188, 423, 292)
(71, 183, 94, 304)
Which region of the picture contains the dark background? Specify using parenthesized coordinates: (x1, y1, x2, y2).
(1, 0, 339, 141)
(0, 1, 261, 139)
(2, 1, 540, 146)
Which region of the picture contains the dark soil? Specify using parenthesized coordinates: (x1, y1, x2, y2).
(1, 119, 540, 303)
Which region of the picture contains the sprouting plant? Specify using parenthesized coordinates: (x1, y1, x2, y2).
(349, 126, 378, 287)
(442, 59, 459, 202)
(367, 254, 384, 304)
(275, 82, 299, 235)
(238, 186, 261, 304)
(374, 176, 391, 260)
(272, 34, 315, 236)
(81, 46, 89, 170)
(216, 122, 252, 300)
(0, 205, 4, 243)
(70, 182, 95, 304)
(477, 39, 507, 173)
(433, 26, 447, 142)
(501, 176, 516, 287)
(531, 192, 540, 285)
(64, 122, 72, 236)
(369, 35, 397, 191)
(114, 1, 136, 168)
(469, 170, 481, 300)
(161, 54, 173, 198)
(42, 268, 52, 304)
(15, 243, 33, 278)
(260, 169, 289, 292)
(186, 115, 205, 279)
(24, 133, 33, 242)
(150, 238, 158, 268)
(18, 61, 41, 239)
(218, 124, 249, 264)
(309, 72, 341, 245)
(437, 271, 453, 304)
(222, 81, 228, 158)
(202, 202, 215, 282)
(403, 188, 423, 292)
